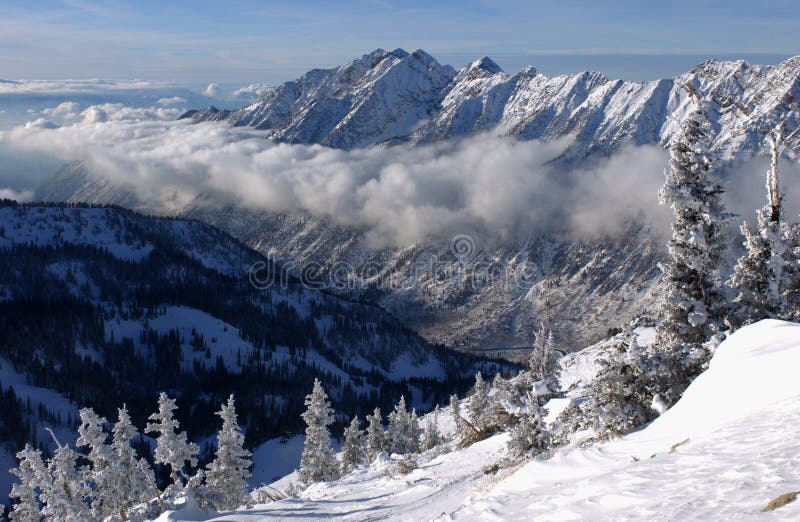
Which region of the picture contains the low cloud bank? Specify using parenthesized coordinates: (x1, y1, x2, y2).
(4, 113, 674, 245)
(4, 104, 795, 247)
(0, 187, 33, 202)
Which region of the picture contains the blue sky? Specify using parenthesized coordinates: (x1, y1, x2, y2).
(1, 0, 798, 86)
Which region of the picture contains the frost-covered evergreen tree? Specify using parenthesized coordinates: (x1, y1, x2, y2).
(146, 392, 199, 488)
(449, 394, 465, 439)
(299, 379, 339, 484)
(728, 208, 787, 324)
(365, 407, 387, 463)
(584, 335, 656, 437)
(422, 406, 441, 450)
(76, 407, 114, 519)
(387, 396, 421, 454)
(105, 406, 157, 519)
(782, 222, 800, 319)
(9, 444, 45, 522)
(655, 104, 731, 403)
(205, 395, 252, 511)
(729, 126, 799, 325)
(550, 402, 589, 446)
(39, 433, 89, 521)
(488, 374, 524, 429)
(340, 417, 366, 474)
(409, 409, 422, 450)
(529, 324, 558, 380)
(467, 373, 491, 433)
(507, 392, 550, 457)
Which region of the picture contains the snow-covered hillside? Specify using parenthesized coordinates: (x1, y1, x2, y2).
(161, 320, 800, 521)
(0, 203, 505, 508)
(190, 49, 800, 161)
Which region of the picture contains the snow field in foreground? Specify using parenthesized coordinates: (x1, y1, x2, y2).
(158, 320, 800, 521)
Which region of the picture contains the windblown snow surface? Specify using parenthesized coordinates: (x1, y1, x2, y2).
(156, 320, 800, 521)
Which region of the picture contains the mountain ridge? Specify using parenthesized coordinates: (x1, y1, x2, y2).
(185, 48, 800, 160)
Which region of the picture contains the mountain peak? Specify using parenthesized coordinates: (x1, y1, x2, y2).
(469, 56, 503, 75)
(389, 48, 409, 59)
(516, 64, 538, 78)
(410, 48, 437, 66)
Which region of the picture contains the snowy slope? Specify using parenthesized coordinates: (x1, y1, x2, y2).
(455, 320, 800, 520)
(0, 205, 153, 261)
(0, 204, 506, 508)
(161, 320, 800, 521)
(0, 204, 257, 274)
(0, 204, 496, 385)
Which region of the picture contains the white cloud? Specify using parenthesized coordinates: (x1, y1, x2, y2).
(569, 145, 671, 239)
(231, 83, 270, 100)
(81, 106, 108, 123)
(41, 101, 80, 120)
(23, 118, 60, 129)
(76, 103, 183, 122)
(30, 102, 185, 127)
(0, 187, 33, 202)
(0, 79, 175, 95)
(5, 114, 679, 246)
(203, 82, 221, 98)
(156, 96, 187, 106)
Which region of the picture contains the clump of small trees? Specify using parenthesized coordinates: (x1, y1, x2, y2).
(9, 393, 251, 521)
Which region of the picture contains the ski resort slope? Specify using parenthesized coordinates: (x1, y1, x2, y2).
(166, 320, 800, 521)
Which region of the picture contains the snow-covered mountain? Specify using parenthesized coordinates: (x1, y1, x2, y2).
(0, 202, 505, 506)
(161, 319, 800, 521)
(188, 49, 800, 160)
(37, 50, 800, 354)
(185, 49, 457, 149)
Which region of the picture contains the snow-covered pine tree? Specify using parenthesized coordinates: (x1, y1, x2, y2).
(76, 407, 114, 519)
(340, 417, 366, 474)
(39, 432, 89, 521)
(529, 324, 558, 381)
(365, 407, 387, 463)
(729, 125, 800, 325)
(728, 209, 786, 324)
(387, 396, 420, 455)
(507, 391, 550, 457)
(583, 334, 656, 437)
(204, 395, 252, 511)
(467, 373, 491, 433)
(550, 401, 589, 446)
(655, 103, 732, 404)
(783, 222, 800, 319)
(146, 392, 199, 488)
(9, 444, 46, 522)
(449, 394, 465, 440)
(422, 406, 441, 450)
(105, 406, 157, 520)
(488, 374, 523, 430)
(409, 409, 423, 449)
(299, 379, 339, 484)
